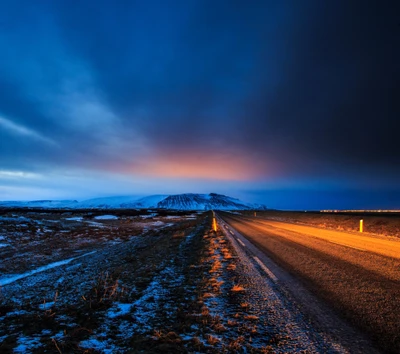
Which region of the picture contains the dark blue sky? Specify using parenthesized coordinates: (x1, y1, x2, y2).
(0, 0, 399, 209)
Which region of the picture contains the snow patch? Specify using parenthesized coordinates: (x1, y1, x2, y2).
(39, 302, 55, 310)
(107, 303, 133, 319)
(140, 213, 158, 219)
(94, 215, 118, 220)
(14, 335, 42, 352)
(65, 216, 83, 221)
(0, 251, 97, 287)
(79, 338, 116, 353)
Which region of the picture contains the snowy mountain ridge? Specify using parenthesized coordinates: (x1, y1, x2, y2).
(0, 193, 266, 210)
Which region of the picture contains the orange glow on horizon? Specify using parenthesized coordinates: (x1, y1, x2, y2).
(123, 153, 275, 181)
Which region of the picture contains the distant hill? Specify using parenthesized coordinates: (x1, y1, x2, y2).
(158, 193, 260, 210)
(0, 193, 267, 210)
(0, 200, 79, 208)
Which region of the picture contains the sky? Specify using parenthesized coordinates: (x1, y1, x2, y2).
(0, 0, 399, 210)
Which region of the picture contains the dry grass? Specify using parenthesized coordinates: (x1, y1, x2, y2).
(172, 230, 185, 238)
(260, 345, 275, 353)
(213, 323, 227, 333)
(209, 277, 224, 292)
(201, 305, 210, 316)
(83, 272, 125, 309)
(231, 284, 246, 293)
(209, 260, 222, 273)
(227, 319, 238, 327)
(206, 334, 220, 346)
(192, 336, 202, 347)
(221, 247, 234, 260)
(227, 336, 245, 350)
(227, 263, 236, 271)
(202, 292, 215, 299)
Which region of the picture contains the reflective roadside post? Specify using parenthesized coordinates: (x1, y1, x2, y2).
(360, 219, 363, 233)
(254, 211, 257, 217)
(213, 217, 217, 232)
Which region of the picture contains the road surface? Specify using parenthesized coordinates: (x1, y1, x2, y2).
(218, 212, 400, 354)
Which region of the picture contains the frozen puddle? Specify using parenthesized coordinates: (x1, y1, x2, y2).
(0, 251, 97, 287)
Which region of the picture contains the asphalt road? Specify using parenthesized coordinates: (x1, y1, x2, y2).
(219, 212, 400, 354)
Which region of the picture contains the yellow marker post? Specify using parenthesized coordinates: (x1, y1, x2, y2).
(360, 219, 363, 233)
(212, 218, 217, 232)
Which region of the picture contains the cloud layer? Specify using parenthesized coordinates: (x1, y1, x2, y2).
(1, 1, 399, 206)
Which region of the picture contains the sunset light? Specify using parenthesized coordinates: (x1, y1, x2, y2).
(0, 1, 399, 353)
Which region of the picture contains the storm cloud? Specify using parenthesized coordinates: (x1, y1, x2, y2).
(0, 0, 399, 207)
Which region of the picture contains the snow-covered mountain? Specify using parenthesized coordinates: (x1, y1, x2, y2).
(0, 200, 79, 208)
(158, 193, 256, 210)
(0, 193, 266, 210)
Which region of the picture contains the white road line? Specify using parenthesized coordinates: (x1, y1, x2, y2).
(253, 256, 278, 282)
(229, 230, 234, 235)
(237, 238, 246, 247)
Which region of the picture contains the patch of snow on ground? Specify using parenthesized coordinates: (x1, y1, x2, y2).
(83, 235, 193, 350)
(0, 251, 97, 287)
(107, 303, 133, 319)
(38, 301, 55, 310)
(85, 221, 106, 227)
(65, 216, 83, 221)
(14, 335, 42, 353)
(5, 310, 29, 317)
(0, 243, 9, 248)
(79, 338, 116, 353)
(140, 213, 158, 219)
(94, 215, 118, 220)
(0, 216, 29, 222)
